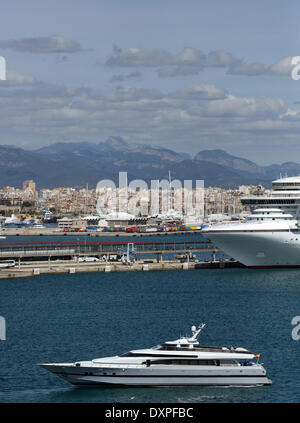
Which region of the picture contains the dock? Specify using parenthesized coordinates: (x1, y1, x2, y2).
(0, 227, 202, 237)
(0, 239, 217, 260)
(0, 239, 244, 280)
(0, 259, 244, 279)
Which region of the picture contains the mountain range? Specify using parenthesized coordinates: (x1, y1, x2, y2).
(0, 137, 299, 189)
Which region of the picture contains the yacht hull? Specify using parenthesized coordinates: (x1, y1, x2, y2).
(41, 364, 271, 387)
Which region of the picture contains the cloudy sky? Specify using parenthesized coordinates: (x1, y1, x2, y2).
(0, 0, 300, 164)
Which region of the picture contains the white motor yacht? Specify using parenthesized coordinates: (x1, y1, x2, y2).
(39, 324, 271, 387)
(31, 224, 46, 229)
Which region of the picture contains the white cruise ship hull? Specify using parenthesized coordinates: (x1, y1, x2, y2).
(205, 228, 300, 268)
(41, 364, 271, 386)
(204, 174, 300, 268)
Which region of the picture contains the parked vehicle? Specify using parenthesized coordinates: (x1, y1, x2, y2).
(0, 259, 15, 268)
(146, 227, 158, 232)
(125, 227, 139, 233)
(101, 254, 121, 262)
(78, 256, 100, 262)
(104, 227, 114, 232)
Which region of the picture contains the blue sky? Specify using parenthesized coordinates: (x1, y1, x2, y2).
(0, 0, 300, 164)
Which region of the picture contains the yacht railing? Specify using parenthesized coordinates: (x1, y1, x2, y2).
(91, 362, 253, 368)
(92, 363, 145, 368)
(158, 345, 235, 353)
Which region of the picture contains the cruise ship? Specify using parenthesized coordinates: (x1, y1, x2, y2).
(202, 175, 300, 268)
(39, 324, 271, 386)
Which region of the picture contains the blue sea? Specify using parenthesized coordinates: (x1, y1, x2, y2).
(1, 234, 300, 402)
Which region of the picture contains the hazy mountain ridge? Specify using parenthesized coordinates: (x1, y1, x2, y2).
(0, 139, 299, 188)
(194, 149, 267, 175)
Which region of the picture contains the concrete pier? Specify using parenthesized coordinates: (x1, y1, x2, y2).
(0, 259, 244, 280)
(0, 228, 202, 237)
(0, 239, 216, 260)
(0, 238, 239, 280)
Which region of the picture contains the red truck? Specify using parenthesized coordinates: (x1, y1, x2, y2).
(125, 226, 139, 233)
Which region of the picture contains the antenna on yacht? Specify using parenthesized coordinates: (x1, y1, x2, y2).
(296, 206, 300, 228)
(190, 323, 206, 341)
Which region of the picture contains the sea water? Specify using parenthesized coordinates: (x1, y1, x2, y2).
(1, 264, 300, 403)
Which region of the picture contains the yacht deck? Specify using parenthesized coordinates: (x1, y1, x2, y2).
(158, 344, 252, 354)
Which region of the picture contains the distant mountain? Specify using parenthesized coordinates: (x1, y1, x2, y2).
(37, 137, 186, 162)
(194, 149, 266, 176)
(264, 162, 300, 180)
(36, 141, 103, 156)
(0, 139, 299, 188)
(169, 159, 251, 188)
(194, 149, 300, 185)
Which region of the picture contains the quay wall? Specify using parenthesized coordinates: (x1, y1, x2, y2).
(0, 259, 244, 280)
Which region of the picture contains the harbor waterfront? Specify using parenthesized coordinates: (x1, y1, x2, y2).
(0, 233, 232, 280)
(1, 268, 300, 402)
(0, 260, 244, 280)
(0, 228, 203, 237)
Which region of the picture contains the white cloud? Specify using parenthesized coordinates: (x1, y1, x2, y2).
(202, 95, 287, 118)
(268, 56, 294, 76)
(0, 36, 83, 54)
(106, 47, 176, 67)
(206, 50, 240, 67)
(228, 62, 266, 76)
(0, 73, 299, 154)
(176, 47, 206, 64)
(106, 46, 207, 77)
(102, 86, 164, 102)
(0, 70, 36, 86)
(157, 64, 203, 77)
(172, 84, 227, 100)
(106, 46, 296, 80)
(109, 71, 142, 83)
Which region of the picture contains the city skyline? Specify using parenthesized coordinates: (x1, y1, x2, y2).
(0, 175, 264, 218)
